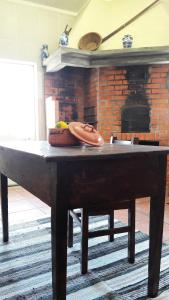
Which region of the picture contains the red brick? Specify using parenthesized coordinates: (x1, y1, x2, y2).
(114, 75, 126, 80)
(151, 89, 169, 94)
(145, 83, 161, 89)
(151, 67, 169, 73)
(151, 78, 167, 83)
(149, 94, 169, 99)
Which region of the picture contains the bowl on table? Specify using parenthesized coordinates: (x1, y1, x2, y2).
(48, 128, 79, 146)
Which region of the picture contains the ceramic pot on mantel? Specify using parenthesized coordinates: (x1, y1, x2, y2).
(59, 25, 72, 47)
(122, 34, 133, 48)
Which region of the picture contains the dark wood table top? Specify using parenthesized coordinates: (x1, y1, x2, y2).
(0, 141, 169, 161)
(0, 140, 169, 299)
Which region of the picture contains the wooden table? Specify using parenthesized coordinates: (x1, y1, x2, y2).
(0, 141, 169, 300)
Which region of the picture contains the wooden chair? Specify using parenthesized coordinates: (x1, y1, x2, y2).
(68, 137, 138, 274)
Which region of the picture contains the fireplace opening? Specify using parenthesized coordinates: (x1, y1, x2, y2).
(121, 66, 150, 133)
(138, 140, 159, 146)
(121, 104, 150, 132)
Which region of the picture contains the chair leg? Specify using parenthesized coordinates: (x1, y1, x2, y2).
(68, 211, 73, 248)
(81, 208, 89, 274)
(108, 212, 114, 242)
(128, 200, 135, 264)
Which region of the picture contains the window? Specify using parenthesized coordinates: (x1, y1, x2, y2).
(0, 59, 38, 140)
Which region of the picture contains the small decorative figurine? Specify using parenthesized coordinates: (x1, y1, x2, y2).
(122, 34, 133, 48)
(59, 25, 72, 47)
(40, 44, 49, 64)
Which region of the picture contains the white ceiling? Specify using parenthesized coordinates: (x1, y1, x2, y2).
(24, 0, 90, 14)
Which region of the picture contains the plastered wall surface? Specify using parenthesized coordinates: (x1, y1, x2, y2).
(0, 0, 74, 61)
(69, 0, 169, 50)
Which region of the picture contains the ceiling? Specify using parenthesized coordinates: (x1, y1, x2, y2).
(12, 0, 169, 15)
(24, 0, 90, 14)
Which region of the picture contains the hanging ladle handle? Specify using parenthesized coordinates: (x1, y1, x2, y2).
(102, 0, 160, 43)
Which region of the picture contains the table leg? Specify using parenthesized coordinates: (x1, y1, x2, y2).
(51, 205, 68, 300)
(148, 193, 165, 297)
(0, 173, 8, 242)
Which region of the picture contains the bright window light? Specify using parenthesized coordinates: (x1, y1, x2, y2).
(0, 59, 38, 141)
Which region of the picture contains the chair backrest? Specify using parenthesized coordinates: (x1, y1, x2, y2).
(110, 136, 139, 145)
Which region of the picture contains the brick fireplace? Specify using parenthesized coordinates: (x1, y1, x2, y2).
(84, 64, 169, 144)
(45, 64, 169, 143)
(44, 62, 169, 194)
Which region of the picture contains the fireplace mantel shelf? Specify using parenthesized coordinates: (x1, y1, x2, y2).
(44, 46, 169, 73)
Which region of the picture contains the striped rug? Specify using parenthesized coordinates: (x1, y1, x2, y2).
(0, 216, 169, 300)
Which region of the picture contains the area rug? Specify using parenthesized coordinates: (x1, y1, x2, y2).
(0, 216, 169, 300)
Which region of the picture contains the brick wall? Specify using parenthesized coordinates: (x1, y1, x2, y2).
(84, 69, 98, 108)
(84, 64, 169, 144)
(98, 67, 127, 140)
(83, 69, 98, 125)
(44, 64, 169, 145)
(85, 64, 169, 194)
(45, 67, 85, 123)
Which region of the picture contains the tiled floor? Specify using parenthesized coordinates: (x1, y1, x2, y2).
(1, 185, 169, 243)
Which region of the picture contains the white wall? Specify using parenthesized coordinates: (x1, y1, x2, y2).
(0, 0, 75, 138)
(69, 0, 169, 50)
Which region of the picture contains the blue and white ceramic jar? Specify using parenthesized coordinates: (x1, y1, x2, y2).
(59, 32, 69, 47)
(122, 34, 133, 48)
(59, 25, 72, 47)
(40, 44, 49, 64)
